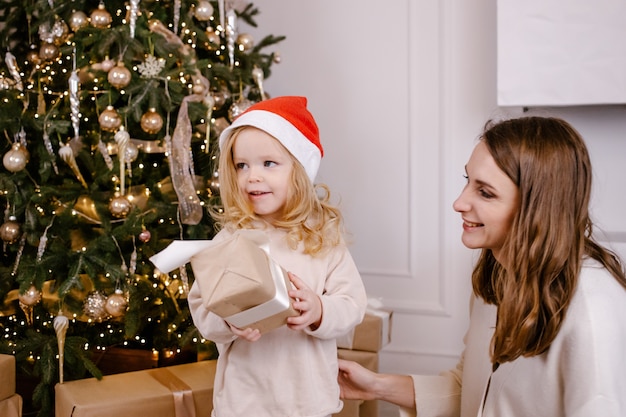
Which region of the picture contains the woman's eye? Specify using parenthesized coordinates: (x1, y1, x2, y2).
(479, 188, 494, 199)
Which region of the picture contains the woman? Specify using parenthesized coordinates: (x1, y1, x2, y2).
(338, 116, 626, 417)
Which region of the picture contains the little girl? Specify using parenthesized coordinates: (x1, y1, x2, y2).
(188, 96, 367, 417)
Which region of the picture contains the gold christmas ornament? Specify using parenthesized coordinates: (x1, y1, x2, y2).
(140, 108, 164, 134)
(99, 105, 122, 131)
(18, 285, 42, 307)
(19, 285, 42, 325)
(206, 28, 221, 49)
(69, 10, 89, 32)
(0, 219, 21, 243)
(107, 62, 132, 89)
(39, 42, 60, 61)
(194, 0, 214, 21)
(104, 289, 128, 317)
(27, 45, 41, 65)
(90, 3, 113, 28)
(237, 33, 254, 51)
(109, 195, 132, 218)
(3, 142, 29, 172)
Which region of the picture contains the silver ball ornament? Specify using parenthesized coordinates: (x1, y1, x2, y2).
(228, 99, 254, 121)
(109, 195, 132, 218)
(19, 285, 42, 307)
(194, 0, 214, 21)
(83, 291, 108, 322)
(237, 33, 255, 52)
(108, 63, 132, 89)
(99, 106, 122, 132)
(90, 4, 113, 28)
(105, 290, 128, 318)
(39, 42, 60, 61)
(3, 143, 29, 172)
(0, 219, 21, 243)
(69, 10, 89, 32)
(140, 108, 164, 134)
(125, 142, 139, 163)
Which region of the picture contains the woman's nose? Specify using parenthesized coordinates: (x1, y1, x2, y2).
(452, 189, 469, 213)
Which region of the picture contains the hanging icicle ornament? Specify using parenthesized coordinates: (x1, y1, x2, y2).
(37, 216, 55, 261)
(252, 66, 266, 101)
(218, 0, 225, 29)
(114, 127, 130, 195)
(225, 9, 237, 69)
(54, 313, 69, 383)
(11, 235, 26, 275)
(203, 93, 215, 153)
(4, 52, 23, 91)
(173, 0, 181, 34)
(69, 50, 80, 141)
(129, 0, 140, 38)
(59, 143, 88, 188)
(97, 140, 114, 170)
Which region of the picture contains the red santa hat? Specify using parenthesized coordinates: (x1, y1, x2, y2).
(219, 96, 323, 181)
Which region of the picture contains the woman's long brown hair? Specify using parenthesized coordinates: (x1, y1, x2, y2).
(472, 116, 626, 364)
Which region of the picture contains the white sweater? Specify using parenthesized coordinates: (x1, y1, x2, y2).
(402, 258, 626, 417)
(188, 227, 367, 417)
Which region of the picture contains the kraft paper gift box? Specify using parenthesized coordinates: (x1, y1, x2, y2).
(334, 348, 379, 417)
(0, 394, 22, 417)
(150, 230, 299, 334)
(336, 300, 393, 352)
(55, 360, 217, 417)
(0, 354, 17, 401)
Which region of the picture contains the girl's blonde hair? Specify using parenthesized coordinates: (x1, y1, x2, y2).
(211, 127, 344, 255)
(472, 116, 626, 365)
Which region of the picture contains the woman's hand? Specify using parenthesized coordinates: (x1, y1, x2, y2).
(338, 358, 417, 409)
(337, 359, 379, 401)
(286, 272, 323, 331)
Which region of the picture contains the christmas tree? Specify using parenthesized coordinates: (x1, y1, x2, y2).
(0, 0, 284, 415)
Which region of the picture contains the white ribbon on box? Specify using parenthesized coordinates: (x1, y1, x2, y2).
(149, 231, 294, 330)
(336, 298, 391, 350)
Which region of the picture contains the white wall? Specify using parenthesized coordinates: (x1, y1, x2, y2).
(245, 0, 626, 380)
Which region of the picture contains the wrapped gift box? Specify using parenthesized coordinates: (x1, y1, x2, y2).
(0, 394, 22, 417)
(337, 304, 393, 352)
(334, 348, 379, 417)
(55, 360, 217, 417)
(151, 230, 299, 333)
(0, 354, 16, 401)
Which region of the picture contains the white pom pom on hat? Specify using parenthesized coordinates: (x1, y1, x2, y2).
(219, 96, 323, 181)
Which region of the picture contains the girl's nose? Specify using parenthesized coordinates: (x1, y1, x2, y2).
(247, 166, 262, 182)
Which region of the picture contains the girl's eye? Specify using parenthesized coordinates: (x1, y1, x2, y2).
(463, 174, 469, 182)
(264, 161, 277, 167)
(235, 162, 247, 170)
